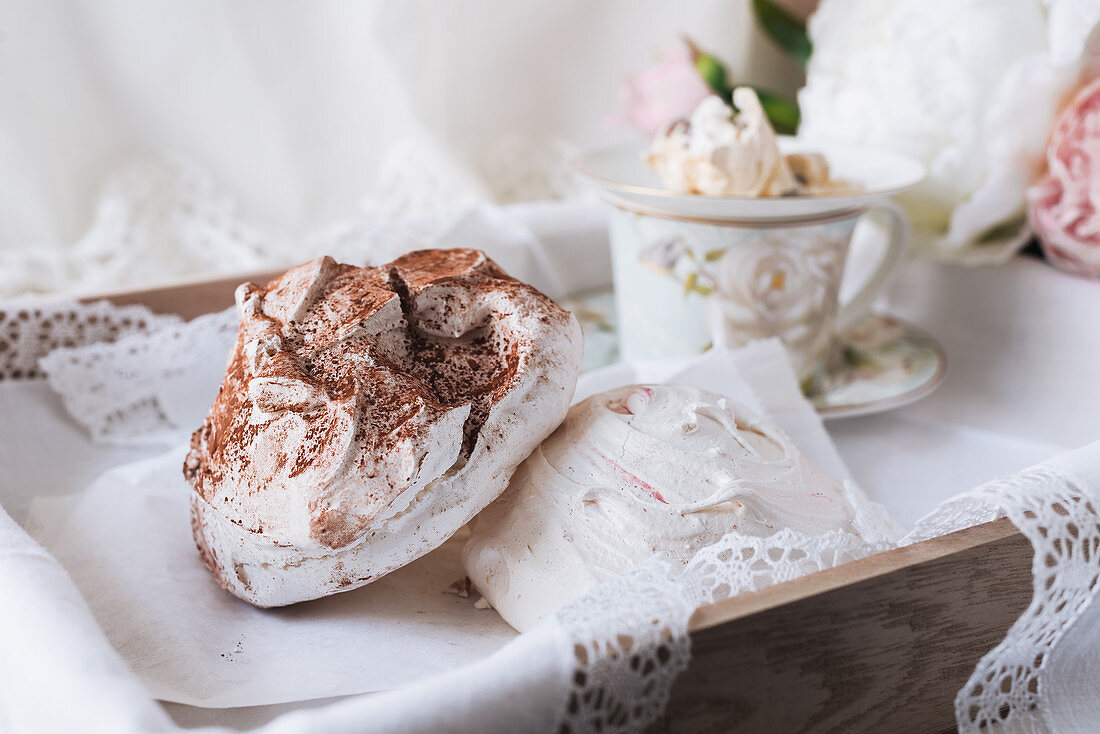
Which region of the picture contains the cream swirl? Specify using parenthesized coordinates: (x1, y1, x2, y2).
(646, 88, 847, 197)
(462, 384, 873, 632)
(646, 89, 798, 197)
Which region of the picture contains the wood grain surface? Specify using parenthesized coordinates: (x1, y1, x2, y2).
(663, 518, 1033, 733)
(83, 269, 281, 319)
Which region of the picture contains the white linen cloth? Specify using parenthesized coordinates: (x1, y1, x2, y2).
(2, 202, 1100, 732)
(0, 0, 803, 297)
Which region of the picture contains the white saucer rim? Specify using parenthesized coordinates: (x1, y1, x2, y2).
(569, 139, 927, 213)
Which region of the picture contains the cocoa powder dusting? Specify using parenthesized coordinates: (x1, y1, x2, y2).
(183, 249, 567, 551)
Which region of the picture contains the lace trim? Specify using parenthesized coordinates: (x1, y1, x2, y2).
(0, 156, 300, 298)
(556, 561, 693, 733)
(39, 308, 237, 446)
(908, 467, 1100, 733)
(0, 298, 180, 382)
(683, 527, 891, 607)
(554, 526, 888, 733)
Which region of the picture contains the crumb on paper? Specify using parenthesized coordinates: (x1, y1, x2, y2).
(444, 576, 471, 598)
(220, 638, 245, 662)
(474, 596, 491, 610)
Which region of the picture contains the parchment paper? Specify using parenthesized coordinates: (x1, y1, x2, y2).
(24, 339, 847, 708)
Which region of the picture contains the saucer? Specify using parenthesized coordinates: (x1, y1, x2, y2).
(560, 290, 945, 420)
(560, 290, 620, 372)
(570, 138, 925, 222)
(808, 314, 946, 419)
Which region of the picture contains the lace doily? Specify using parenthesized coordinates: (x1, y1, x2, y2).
(0, 298, 180, 382)
(0, 151, 462, 299)
(39, 308, 237, 446)
(906, 466, 1100, 733)
(556, 561, 693, 733)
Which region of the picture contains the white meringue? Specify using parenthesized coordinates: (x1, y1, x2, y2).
(463, 384, 884, 632)
(646, 89, 841, 197)
(186, 250, 583, 607)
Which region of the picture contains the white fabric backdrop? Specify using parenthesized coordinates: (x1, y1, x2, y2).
(0, 0, 803, 276)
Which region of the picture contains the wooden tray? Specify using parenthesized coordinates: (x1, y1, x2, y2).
(81, 272, 1032, 734)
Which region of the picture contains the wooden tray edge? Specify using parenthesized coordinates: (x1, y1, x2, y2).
(80, 269, 282, 319)
(688, 516, 1019, 632)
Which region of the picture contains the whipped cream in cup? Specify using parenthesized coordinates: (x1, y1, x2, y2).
(646, 89, 842, 197)
(463, 384, 897, 632)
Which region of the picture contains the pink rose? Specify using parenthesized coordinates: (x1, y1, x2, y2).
(610, 46, 711, 138)
(1027, 77, 1100, 278)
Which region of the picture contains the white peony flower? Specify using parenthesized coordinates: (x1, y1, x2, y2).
(798, 0, 1098, 263)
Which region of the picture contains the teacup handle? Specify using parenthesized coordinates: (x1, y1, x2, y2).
(835, 200, 910, 334)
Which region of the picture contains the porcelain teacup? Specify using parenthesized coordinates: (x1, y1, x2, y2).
(572, 139, 925, 386)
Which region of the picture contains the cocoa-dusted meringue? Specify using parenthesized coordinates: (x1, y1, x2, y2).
(185, 249, 583, 607)
(463, 384, 896, 631)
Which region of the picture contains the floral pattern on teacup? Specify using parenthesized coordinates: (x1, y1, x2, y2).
(637, 228, 847, 376)
(639, 236, 692, 275)
(709, 231, 845, 374)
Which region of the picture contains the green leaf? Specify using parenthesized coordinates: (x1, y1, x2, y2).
(754, 87, 800, 135)
(752, 0, 812, 66)
(695, 53, 729, 98)
(683, 272, 698, 294)
(841, 345, 876, 369)
(684, 37, 732, 100)
(703, 249, 726, 262)
(976, 214, 1027, 244)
